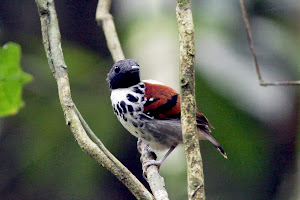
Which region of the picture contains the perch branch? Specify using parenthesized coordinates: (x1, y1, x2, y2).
(34, 0, 154, 199)
(96, 0, 169, 199)
(176, 0, 205, 199)
(239, 0, 300, 86)
(138, 139, 169, 200)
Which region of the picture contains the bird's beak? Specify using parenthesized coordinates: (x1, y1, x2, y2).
(131, 66, 140, 70)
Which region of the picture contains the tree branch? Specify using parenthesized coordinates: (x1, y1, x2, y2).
(34, 0, 154, 199)
(176, 1, 205, 200)
(96, 0, 124, 61)
(138, 140, 169, 200)
(239, 0, 300, 86)
(95, 0, 170, 199)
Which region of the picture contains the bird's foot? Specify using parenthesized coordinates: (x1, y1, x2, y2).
(142, 159, 162, 180)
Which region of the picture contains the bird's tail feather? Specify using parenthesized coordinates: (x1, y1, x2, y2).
(201, 131, 227, 159)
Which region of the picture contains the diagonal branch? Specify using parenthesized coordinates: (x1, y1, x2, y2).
(95, 0, 169, 199)
(96, 0, 124, 61)
(34, 0, 154, 199)
(176, 0, 205, 199)
(239, 0, 300, 86)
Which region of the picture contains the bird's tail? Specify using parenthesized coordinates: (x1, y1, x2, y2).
(201, 130, 227, 159)
(196, 111, 227, 159)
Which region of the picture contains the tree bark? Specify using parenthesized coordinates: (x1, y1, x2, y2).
(176, 0, 206, 199)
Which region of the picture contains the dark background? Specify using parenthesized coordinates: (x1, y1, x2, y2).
(0, 0, 299, 199)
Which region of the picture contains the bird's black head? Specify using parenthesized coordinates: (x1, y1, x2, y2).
(107, 59, 141, 89)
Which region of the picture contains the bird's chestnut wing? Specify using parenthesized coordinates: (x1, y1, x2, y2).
(143, 81, 181, 119)
(143, 81, 213, 128)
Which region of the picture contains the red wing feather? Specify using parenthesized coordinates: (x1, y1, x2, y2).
(196, 110, 213, 133)
(143, 81, 212, 130)
(143, 81, 226, 158)
(196, 110, 212, 127)
(143, 81, 181, 119)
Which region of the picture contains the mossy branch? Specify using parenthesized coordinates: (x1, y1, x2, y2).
(34, 0, 154, 199)
(176, 0, 205, 199)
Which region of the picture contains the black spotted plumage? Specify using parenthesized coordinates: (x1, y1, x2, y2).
(132, 121, 138, 128)
(113, 105, 118, 115)
(139, 83, 145, 88)
(127, 94, 139, 102)
(133, 86, 144, 94)
(120, 101, 127, 114)
(116, 104, 122, 115)
(127, 105, 133, 112)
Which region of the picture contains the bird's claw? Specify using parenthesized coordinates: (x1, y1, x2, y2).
(142, 160, 162, 180)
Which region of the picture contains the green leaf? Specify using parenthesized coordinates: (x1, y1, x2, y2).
(0, 42, 32, 117)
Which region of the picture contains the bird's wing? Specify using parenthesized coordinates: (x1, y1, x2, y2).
(143, 81, 213, 126)
(143, 81, 227, 158)
(143, 81, 181, 119)
(196, 110, 213, 132)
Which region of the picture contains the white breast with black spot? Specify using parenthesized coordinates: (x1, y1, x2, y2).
(110, 82, 147, 138)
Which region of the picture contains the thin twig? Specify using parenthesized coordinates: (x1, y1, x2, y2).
(239, 0, 300, 86)
(95, 0, 170, 199)
(96, 0, 124, 61)
(176, 0, 205, 199)
(34, 0, 154, 199)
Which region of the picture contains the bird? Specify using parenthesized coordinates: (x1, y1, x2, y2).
(107, 59, 227, 174)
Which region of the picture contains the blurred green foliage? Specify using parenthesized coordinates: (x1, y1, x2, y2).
(0, 43, 32, 117)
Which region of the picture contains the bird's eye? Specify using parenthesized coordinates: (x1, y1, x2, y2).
(114, 66, 120, 73)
